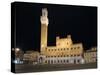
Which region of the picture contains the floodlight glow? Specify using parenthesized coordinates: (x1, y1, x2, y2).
(15, 48, 20, 51)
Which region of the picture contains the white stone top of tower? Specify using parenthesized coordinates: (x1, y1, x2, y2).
(42, 8, 48, 17)
(40, 8, 49, 25)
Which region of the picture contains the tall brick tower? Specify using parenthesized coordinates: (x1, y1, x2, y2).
(40, 8, 49, 52)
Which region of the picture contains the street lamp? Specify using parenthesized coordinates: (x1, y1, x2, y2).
(15, 48, 20, 52)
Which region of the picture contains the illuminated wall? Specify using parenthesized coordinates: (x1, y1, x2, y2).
(40, 8, 49, 52)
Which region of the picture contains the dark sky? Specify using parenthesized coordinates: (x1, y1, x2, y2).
(13, 2, 97, 51)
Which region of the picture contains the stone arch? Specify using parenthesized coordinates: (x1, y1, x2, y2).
(39, 57, 43, 64)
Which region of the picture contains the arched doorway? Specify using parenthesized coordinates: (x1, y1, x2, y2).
(74, 59, 76, 64)
(39, 57, 43, 64)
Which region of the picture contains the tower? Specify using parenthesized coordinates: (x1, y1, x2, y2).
(40, 8, 49, 52)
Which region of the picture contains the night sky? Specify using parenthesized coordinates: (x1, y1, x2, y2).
(14, 2, 97, 51)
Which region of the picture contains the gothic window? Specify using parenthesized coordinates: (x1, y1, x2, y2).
(45, 48, 47, 50)
(48, 49, 50, 51)
(64, 48, 65, 50)
(51, 60, 53, 64)
(66, 60, 69, 63)
(77, 59, 80, 63)
(77, 46, 80, 49)
(71, 48, 73, 50)
(61, 60, 62, 63)
(64, 60, 65, 63)
(74, 47, 76, 49)
(45, 60, 47, 63)
(48, 60, 50, 64)
(67, 48, 69, 50)
(58, 60, 59, 63)
(58, 49, 59, 51)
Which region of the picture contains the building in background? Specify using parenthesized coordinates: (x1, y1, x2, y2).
(84, 47, 97, 63)
(23, 51, 39, 64)
(12, 48, 24, 64)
